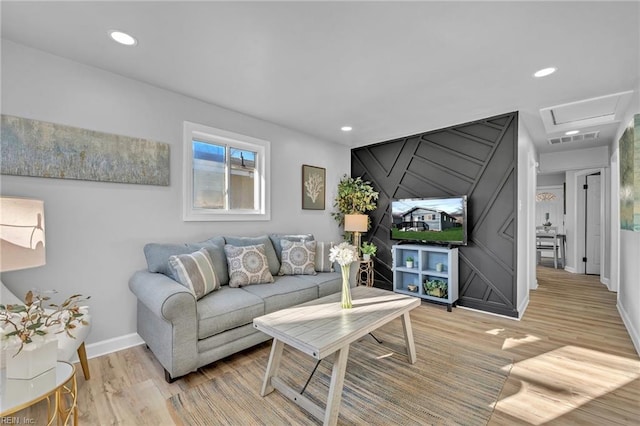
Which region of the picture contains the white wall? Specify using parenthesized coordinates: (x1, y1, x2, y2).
(517, 119, 537, 315)
(536, 172, 565, 187)
(539, 146, 609, 174)
(0, 40, 351, 355)
(611, 86, 640, 355)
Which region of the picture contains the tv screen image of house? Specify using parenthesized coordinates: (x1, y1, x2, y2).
(390, 196, 468, 245)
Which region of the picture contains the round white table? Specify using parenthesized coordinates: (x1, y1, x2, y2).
(1, 361, 77, 425)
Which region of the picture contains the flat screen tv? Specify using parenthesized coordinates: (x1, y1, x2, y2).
(390, 195, 468, 246)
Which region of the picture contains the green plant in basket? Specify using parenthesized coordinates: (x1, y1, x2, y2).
(424, 279, 448, 298)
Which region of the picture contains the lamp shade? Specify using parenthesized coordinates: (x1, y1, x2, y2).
(0, 197, 46, 272)
(344, 214, 368, 233)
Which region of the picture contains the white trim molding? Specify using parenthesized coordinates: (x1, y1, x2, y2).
(73, 333, 145, 362)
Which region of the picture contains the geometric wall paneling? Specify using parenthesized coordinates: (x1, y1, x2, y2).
(352, 112, 519, 317)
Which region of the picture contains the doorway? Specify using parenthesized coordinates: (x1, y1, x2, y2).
(585, 173, 601, 275)
(535, 185, 565, 267)
(574, 169, 606, 276)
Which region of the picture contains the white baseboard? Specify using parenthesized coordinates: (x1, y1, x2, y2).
(600, 276, 611, 290)
(564, 266, 577, 273)
(457, 305, 522, 321)
(517, 295, 530, 318)
(68, 332, 144, 363)
(617, 302, 640, 357)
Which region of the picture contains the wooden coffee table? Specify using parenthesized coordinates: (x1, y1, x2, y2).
(253, 286, 421, 426)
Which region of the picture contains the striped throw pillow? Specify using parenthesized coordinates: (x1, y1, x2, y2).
(315, 241, 335, 272)
(168, 248, 220, 299)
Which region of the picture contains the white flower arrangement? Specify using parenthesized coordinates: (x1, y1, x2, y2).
(329, 242, 357, 309)
(329, 242, 358, 266)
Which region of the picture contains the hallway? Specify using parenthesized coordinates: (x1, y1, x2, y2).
(489, 266, 639, 424)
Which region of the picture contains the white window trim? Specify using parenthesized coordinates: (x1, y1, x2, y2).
(183, 121, 271, 221)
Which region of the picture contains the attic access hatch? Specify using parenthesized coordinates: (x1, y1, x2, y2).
(540, 90, 633, 134)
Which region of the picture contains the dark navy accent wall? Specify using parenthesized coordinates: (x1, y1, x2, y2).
(352, 112, 518, 317)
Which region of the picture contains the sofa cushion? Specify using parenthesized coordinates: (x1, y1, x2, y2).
(224, 235, 280, 275)
(314, 241, 336, 272)
(278, 240, 317, 276)
(200, 238, 230, 286)
(298, 272, 343, 298)
(224, 244, 275, 287)
(168, 248, 220, 300)
(269, 233, 314, 262)
(144, 236, 228, 284)
(242, 275, 318, 314)
(196, 286, 265, 340)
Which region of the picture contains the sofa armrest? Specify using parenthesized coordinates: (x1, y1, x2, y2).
(129, 270, 199, 380)
(129, 270, 195, 322)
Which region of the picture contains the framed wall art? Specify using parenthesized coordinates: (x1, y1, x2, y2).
(302, 164, 325, 210)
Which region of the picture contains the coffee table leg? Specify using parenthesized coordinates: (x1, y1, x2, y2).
(401, 312, 417, 364)
(261, 338, 285, 396)
(324, 345, 350, 426)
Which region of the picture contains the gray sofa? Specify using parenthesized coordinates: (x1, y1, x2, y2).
(128, 234, 354, 382)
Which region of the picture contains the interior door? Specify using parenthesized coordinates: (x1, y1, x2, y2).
(585, 174, 601, 275)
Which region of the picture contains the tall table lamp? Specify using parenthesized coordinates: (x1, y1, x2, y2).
(344, 214, 368, 259)
(0, 196, 46, 276)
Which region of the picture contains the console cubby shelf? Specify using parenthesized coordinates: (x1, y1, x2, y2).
(392, 244, 459, 311)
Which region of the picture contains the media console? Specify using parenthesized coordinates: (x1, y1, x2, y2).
(392, 244, 459, 311)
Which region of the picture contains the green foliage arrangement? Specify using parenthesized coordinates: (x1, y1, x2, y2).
(360, 241, 378, 256)
(331, 175, 379, 228)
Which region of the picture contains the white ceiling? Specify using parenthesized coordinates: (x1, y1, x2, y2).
(1, 1, 638, 154)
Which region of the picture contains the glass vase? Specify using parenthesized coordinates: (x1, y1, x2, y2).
(341, 264, 353, 309)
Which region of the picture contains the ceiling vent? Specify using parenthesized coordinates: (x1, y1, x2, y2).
(548, 131, 600, 145)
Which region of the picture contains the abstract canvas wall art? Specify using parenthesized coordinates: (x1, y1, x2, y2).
(619, 113, 640, 231)
(1, 115, 170, 186)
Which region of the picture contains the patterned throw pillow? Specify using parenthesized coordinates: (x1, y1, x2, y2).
(269, 233, 315, 262)
(279, 240, 317, 276)
(168, 248, 220, 299)
(224, 244, 275, 288)
(314, 241, 335, 272)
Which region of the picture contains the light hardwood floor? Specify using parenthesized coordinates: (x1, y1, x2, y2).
(14, 266, 640, 425)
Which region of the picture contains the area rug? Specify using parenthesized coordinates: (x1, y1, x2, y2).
(167, 313, 512, 425)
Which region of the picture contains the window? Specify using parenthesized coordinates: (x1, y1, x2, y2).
(183, 122, 270, 221)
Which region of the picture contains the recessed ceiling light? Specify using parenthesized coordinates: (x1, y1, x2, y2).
(341, 126, 353, 132)
(109, 30, 137, 46)
(533, 67, 557, 78)
(565, 130, 579, 135)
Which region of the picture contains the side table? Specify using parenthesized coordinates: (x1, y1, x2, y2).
(1, 361, 78, 425)
(357, 259, 374, 287)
